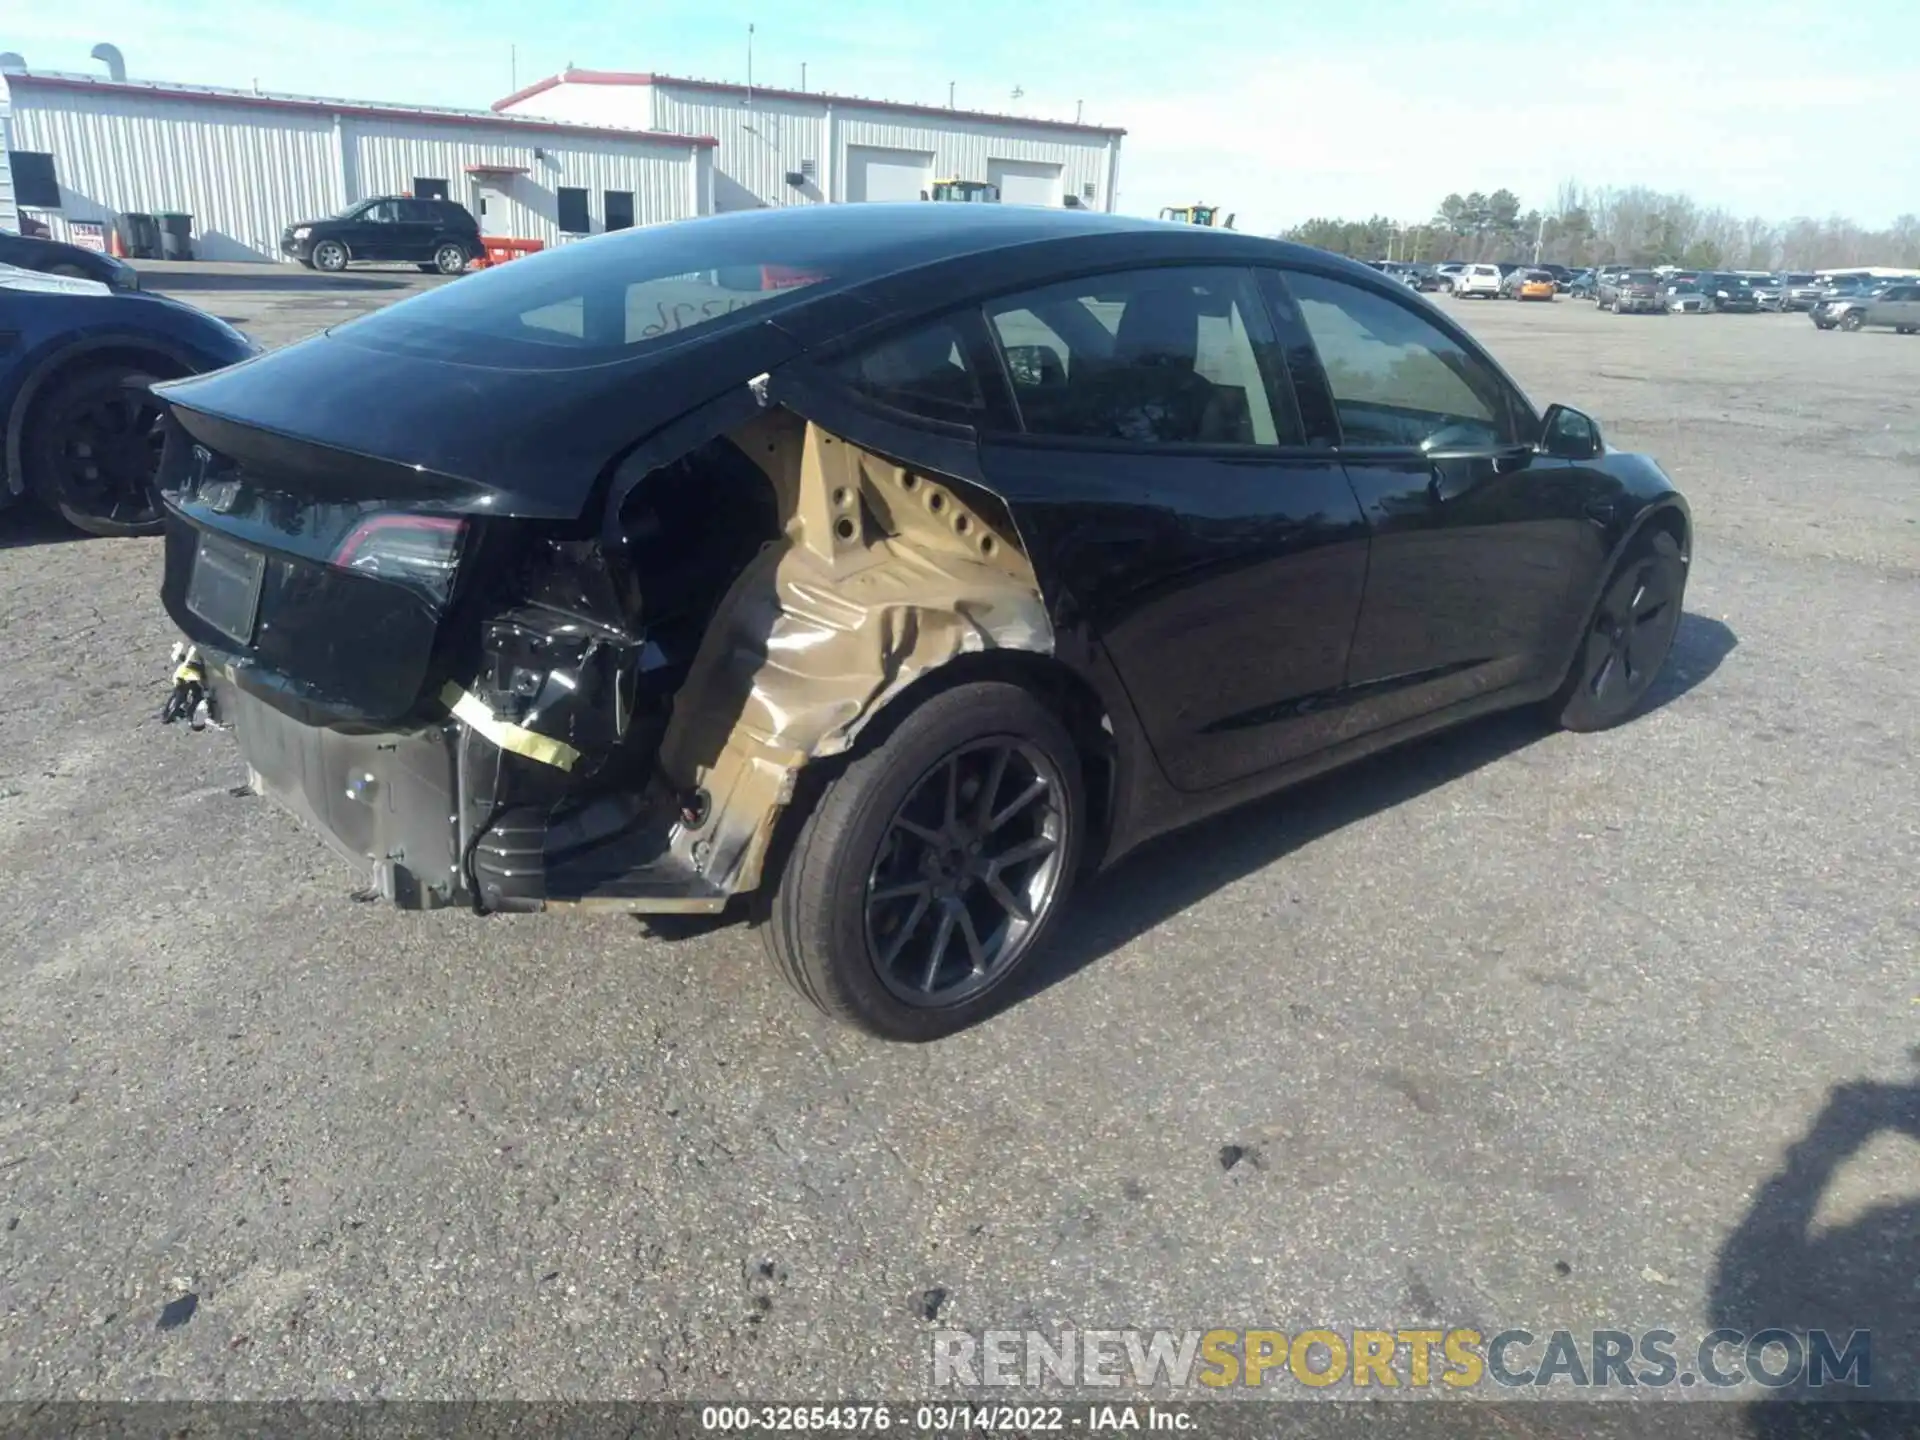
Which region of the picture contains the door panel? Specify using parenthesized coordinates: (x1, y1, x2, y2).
(987, 446, 1368, 789)
(355, 199, 404, 260)
(976, 265, 1369, 791)
(1272, 267, 1599, 732)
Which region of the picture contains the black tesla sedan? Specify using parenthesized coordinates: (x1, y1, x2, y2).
(155, 205, 1691, 1041)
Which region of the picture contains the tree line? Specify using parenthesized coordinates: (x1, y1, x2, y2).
(1282, 183, 1920, 271)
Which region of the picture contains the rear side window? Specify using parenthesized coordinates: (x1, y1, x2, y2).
(334, 228, 840, 369)
(984, 267, 1293, 446)
(839, 317, 983, 423)
(1281, 270, 1521, 450)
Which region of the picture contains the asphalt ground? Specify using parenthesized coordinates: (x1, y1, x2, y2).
(1, 267, 1915, 1424)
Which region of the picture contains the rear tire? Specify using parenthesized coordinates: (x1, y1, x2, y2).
(24, 364, 170, 538)
(432, 242, 468, 276)
(757, 680, 1085, 1042)
(1553, 530, 1687, 732)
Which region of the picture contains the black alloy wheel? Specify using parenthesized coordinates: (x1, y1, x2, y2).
(759, 679, 1085, 1041)
(27, 365, 169, 537)
(865, 737, 1068, 1008)
(1555, 530, 1687, 732)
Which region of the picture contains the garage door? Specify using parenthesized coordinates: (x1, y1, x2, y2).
(988, 158, 1062, 208)
(846, 146, 934, 203)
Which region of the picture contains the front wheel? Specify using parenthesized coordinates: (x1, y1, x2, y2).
(1839, 310, 1865, 332)
(311, 239, 349, 272)
(758, 680, 1085, 1041)
(1553, 530, 1687, 732)
(432, 242, 468, 276)
(25, 364, 170, 537)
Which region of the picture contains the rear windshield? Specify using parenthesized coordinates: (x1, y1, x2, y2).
(1626, 270, 1657, 283)
(334, 221, 839, 370)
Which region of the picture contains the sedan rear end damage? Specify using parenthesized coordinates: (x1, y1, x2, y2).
(648, 412, 1052, 905)
(184, 404, 1051, 917)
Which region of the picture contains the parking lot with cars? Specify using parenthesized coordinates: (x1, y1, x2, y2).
(1, 254, 1915, 1412)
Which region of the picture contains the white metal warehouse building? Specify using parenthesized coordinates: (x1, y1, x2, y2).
(495, 70, 1125, 221)
(0, 66, 716, 261)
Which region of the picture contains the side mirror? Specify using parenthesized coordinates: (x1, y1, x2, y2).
(1539, 403, 1602, 460)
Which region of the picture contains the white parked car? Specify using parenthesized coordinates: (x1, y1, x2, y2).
(1453, 263, 1504, 299)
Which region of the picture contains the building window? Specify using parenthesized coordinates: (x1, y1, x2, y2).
(412, 177, 449, 200)
(557, 187, 591, 234)
(9, 151, 61, 208)
(604, 191, 635, 231)
(1082, 182, 1096, 200)
(800, 159, 817, 180)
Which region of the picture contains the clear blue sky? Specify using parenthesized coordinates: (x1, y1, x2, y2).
(9, 0, 1917, 230)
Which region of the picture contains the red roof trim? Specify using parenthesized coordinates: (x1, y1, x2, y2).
(7, 72, 719, 147)
(494, 68, 1127, 137)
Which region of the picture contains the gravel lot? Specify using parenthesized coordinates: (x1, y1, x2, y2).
(2, 268, 1915, 1414)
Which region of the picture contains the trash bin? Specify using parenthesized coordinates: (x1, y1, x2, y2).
(118, 212, 162, 260)
(157, 212, 195, 262)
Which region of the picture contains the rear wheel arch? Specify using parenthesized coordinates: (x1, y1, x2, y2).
(6, 338, 193, 498)
(830, 648, 1119, 871)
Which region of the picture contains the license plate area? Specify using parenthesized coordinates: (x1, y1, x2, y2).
(185, 530, 266, 644)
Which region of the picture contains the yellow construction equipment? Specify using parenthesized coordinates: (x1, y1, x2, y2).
(1160, 205, 1235, 229)
(928, 179, 1001, 203)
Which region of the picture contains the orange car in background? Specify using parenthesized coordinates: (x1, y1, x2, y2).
(1517, 269, 1558, 301)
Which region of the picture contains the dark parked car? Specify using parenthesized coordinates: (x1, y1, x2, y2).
(1, 265, 257, 536)
(1780, 273, 1824, 310)
(1604, 269, 1664, 313)
(0, 230, 140, 290)
(155, 205, 1692, 1040)
(1568, 268, 1598, 298)
(1812, 282, 1920, 332)
(281, 196, 480, 274)
(1702, 275, 1757, 312)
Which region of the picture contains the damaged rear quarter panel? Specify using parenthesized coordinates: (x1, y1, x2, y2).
(654, 403, 1055, 897)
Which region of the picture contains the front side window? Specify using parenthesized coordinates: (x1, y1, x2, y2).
(361, 200, 399, 224)
(1281, 270, 1522, 450)
(839, 317, 983, 423)
(984, 267, 1292, 446)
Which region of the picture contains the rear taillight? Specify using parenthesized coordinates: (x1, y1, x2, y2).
(331, 514, 467, 604)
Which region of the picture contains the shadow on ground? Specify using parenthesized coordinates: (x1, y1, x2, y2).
(0, 505, 95, 551)
(1013, 610, 1737, 999)
(1711, 1054, 1919, 1435)
(643, 614, 1741, 984)
(137, 269, 425, 294)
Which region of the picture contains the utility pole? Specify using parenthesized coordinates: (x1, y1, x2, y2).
(746, 24, 755, 101)
(1533, 211, 1547, 264)
(510, 44, 516, 93)
(800, 61, 807, 92)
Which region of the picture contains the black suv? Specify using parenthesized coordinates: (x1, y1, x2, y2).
(281, 197, 480, 275)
